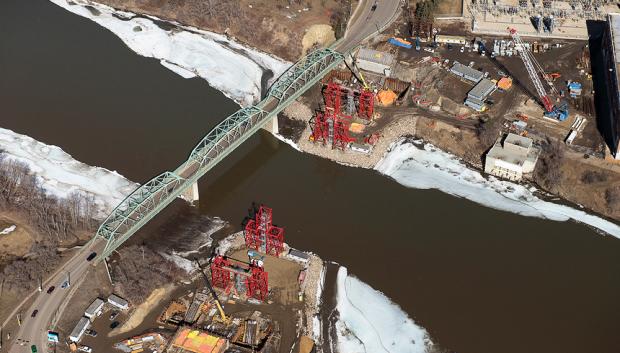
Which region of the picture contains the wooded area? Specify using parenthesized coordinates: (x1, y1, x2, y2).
(0, 154, 97, 294)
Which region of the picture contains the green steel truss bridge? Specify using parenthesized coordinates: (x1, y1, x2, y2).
(96, 48, 345, 259)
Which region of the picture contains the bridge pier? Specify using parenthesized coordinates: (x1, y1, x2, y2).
(180, 181, 199, 204)
(262, 115, 279, 135)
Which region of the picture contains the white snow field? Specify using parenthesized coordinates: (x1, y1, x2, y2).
(49, 0, 291, 106)
(336, 266, 432, 353)
(376, 138, 620, 239)
(0, 128, 137, 219)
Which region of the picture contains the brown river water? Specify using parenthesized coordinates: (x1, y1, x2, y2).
(1, 1, 619, 353)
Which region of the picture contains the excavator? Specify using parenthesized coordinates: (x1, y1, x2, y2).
(194, 258, 231, 326)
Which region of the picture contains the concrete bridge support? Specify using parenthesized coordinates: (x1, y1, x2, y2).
(180, 180, 199, 204)
(262, 115, 279, 135)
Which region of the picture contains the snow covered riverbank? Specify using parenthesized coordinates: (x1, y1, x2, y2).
(49, 0, 291, 106)
(335, 266, 432, 353)
(0, 128, 136, 219)
(375, 138, 620, 239)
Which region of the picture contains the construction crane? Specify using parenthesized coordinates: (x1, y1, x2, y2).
(194, 258, 231, 326)
(347, 53, 370, 90)
(508, 28, 568, 121)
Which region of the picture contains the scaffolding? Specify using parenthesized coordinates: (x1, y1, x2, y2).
(210, 255, 269, 301)
(358, 89, 375, 120)
(244, 205, 285, 257)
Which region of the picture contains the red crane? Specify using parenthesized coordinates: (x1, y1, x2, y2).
(508, 28, 568, 121)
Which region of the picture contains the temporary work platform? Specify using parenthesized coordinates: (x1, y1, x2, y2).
(210, 255, 269, 301)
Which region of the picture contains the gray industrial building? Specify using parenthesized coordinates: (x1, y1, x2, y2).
(465, 79, 497, 111)
(600, 13, 620, 159)
(355, 48, 394, 76)
(450, 62, 484, 83)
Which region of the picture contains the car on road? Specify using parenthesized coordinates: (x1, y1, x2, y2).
(85, 329, 98, 337)
(30, 345, 37, 353)
(46, 286, 55, 294)
(31, 309, 38, 318)
(86, 252, 97, 261)
(110, 321, 120, 329)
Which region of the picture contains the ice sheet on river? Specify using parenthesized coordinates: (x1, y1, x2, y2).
(49, 0, 290, 106)
(375, 138, 620, 239)
(0, 128, 136, 219)
(335, 266, 432, 353)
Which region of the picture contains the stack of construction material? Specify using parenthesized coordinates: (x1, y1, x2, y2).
(568, 82, 582, 98)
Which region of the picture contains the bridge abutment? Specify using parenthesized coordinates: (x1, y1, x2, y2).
(180, 180, 200, 204)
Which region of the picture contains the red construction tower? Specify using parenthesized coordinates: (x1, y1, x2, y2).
(358, 89, 375, 120)
(244, 205, 285, 257)
(310, 82, 355, 150)
(210, 255, 269, 301)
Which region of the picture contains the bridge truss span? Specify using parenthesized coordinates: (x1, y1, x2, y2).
(95, 47, 346, 260)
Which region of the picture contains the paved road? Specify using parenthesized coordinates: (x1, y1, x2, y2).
(5, 240, 103, 353)
(336, 0, 402, 52)
(1, 2, 402, 352)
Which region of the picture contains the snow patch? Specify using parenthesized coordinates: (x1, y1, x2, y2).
(0, 225, 16, 235)
(336, 267, 432, 353)
(375, 138, 620, 238)
(0, 128, 136, 219)
(49, 0, 291, 106)
(273, 133, 301, 151)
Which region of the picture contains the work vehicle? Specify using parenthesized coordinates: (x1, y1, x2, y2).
(31, 310, 38, 318)
(78, 346, 92, 353)
(61, 281, 70, 289)
(46, 286, 55, 294)
(86, 252, 97, 261)
(85, 329, 97, 337)
(371, 1, 377, 11)
(194, 258, 231, 325)
(109, 311, 119, 321)
(30, 345, 37, 353)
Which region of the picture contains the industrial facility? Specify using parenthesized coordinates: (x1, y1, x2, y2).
(485, 133, 540, 181)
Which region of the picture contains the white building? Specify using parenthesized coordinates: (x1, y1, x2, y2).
(355, 48, 394, 76)
(84, 298, 105, 320)
(484, 133, 540, 181)
(435, 34, 467, 45)
(108, 294, 129, 310)
(69, 317, 90, 342)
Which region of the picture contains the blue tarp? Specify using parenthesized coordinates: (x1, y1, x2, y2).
(388, 38, 412, 49)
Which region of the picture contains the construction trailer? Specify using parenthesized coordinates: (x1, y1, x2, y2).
(84, 298, 105, 320)
(210, 256, 269, 302)
(69, 317, 91, 342)
(434, 34, 467, 45)
(244, 205, 285, 257)
(465, 79, 497, 111)
(107, 294, 129, 311)
(450, 62, 484, 83)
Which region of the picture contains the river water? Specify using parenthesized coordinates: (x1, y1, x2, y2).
(1, 1, 619, 353)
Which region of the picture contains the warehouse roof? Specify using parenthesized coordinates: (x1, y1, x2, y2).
(356, 48, 394, 66)
(468, 79, 496, 100)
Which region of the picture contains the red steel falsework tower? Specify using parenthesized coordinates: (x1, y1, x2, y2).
(210, 255, 269, 301)
(358, 89, 375, 120)
(244, 205, 285, 257)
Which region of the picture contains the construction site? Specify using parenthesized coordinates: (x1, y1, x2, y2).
(107, 205, 325, 353)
